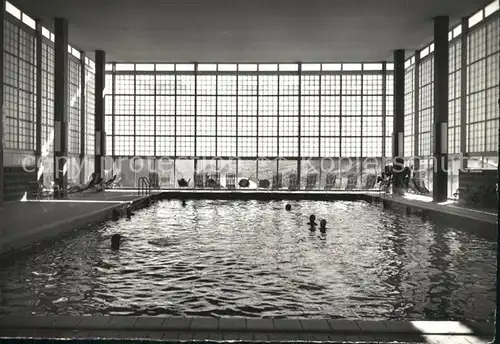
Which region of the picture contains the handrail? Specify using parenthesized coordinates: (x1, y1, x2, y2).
(137, 177, 151, 196)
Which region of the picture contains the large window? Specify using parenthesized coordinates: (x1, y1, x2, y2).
(467, 18, 499, 154)
(107, 63, 392, 160)
(403, 58, 415, 158)
(41, 39, 55, 156)
(402, 2, 499, 197)
(3, 17, 36, 151)
(418, 55, 434, 157)
(85, 59, 96, 156)
(3, 2, 97, 190)
(68, 56, 81, 155)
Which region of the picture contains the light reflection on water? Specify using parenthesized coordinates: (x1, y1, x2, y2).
(0, 199, 495, 321)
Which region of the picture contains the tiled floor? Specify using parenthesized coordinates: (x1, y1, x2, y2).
(0, 315, 494, 343)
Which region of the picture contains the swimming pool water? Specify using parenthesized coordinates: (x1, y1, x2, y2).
(0, 199, 495, 321)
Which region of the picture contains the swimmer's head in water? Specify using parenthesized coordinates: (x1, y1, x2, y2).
(309, 215, 316, 223)
(182, 200, 186, 206)
(111, 234, 121, 250)
(285, 204, 291, 211)
(320, 219, 327, 227)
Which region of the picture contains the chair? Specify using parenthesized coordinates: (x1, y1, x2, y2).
(239, 178, 250, 188)
(160, 175, 171, 188)
(226, 173, 236, 189)
(207, 173, 220, 188)
(272, 173, 283, 190)
(453, 188, 466, 202)
(345, 174, 357, 190)
(364, 174, 377, 190)
(306, 173, 318, 190)
(110, 174, 123, 188)
(324, 173, 336, 190)
(407, 177, 418, 193)
(68, 173, 98, 193)
(288, 173, 298, 191)
(103, 175, 117, 189)
(414, 178, 430, 195)
(86, 177, 104, 193)
(194, 173, 204, 188)
(259, 179, 270, 188)
(27, 181, 42, 200)
(178, 178, 190, 187)
(149, 172, 159, 189)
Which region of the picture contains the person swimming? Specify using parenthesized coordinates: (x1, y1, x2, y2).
(182, 200, 186, 207)
(111, 234, 121, 250)
(285, 204, 291, 211)
(307, 215, 317, 226)
(308, 215, 317, 231)
(319, 219, 327, 234)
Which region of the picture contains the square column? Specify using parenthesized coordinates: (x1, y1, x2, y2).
(432, 16, 449, 202)
(94, 50, 106, 179)
(35, 21, 42, 163)
(54, 18, 69, 197)
(80, 52, 86, 183)
(392, 50, 405, 160)
(392, 50, 406, 194)
(460, 17, 468, 170)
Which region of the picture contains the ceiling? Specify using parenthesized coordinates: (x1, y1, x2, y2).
(10, 0, 490, 62)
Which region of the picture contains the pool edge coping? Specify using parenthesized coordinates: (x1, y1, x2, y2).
(0, 315, 493, 336)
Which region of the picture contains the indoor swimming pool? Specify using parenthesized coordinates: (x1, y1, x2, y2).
(0, 199, 495, 322)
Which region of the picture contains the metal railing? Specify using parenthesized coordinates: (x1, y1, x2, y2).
(137, 177, 151, 196)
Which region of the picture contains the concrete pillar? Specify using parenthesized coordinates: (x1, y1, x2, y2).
(54, 18, 69, 197)
(413, 54, 421, 178)
(392, 50, 406, 194)
(381, 62, 387, 169)
(432, 16, 449, 202)
(497, 92, 500, 344)
(0, 0, 5, 207)
(460, 18, 468, 170)
(297, 64, 302, 186)
(392, 50, 405, 160)
(94, 50, 106, 179)
(35, 21, 42, 168)
(80, 52, 86, 183)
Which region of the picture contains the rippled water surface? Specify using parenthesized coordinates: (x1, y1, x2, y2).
(0, 200, 495, 321)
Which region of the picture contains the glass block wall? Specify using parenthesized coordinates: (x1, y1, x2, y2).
(2, 4, 96, 188)
(3, 15, 36, 151)
(467, 17, 499, 154)
(41, 35, 55, 156)
(403, 58, 415, 158)
(105, 63, 394, 188)
(403, 3, 499, 196)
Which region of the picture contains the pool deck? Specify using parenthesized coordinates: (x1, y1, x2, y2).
(0, 191, 155, 257)
(0, 315, 493, 343)
(376, 193, 497, 235)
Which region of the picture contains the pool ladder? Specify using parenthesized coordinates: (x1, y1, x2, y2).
(137, 177, 151, 196)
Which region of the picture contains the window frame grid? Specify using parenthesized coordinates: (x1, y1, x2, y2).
(107, 67, 389, 160)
